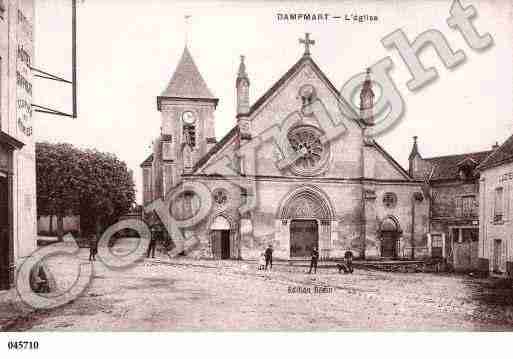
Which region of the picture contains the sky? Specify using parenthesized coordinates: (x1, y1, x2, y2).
(33, 0, 513, 203)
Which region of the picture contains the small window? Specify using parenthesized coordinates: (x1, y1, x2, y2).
(183, 124, 196, 148)
(212, 188, 228, 206)
(431, 234, 443, 258)
(461, 195, 476, 217)
(494, 187, 503, 222)
(383, 192, 397, 208)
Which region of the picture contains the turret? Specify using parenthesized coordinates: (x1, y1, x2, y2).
(360, 68, 374, 126)
(236, 55, 250, 116)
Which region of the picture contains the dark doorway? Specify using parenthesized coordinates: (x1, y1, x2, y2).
(290, 219, 318, 258)
(381, 231, 397, 258)
(0, 176, 10, 290)
(212, 230, 230, 259)
(493, 239, 502, 273)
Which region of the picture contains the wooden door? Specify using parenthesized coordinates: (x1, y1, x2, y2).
(290, 220, 318, 258)
(381, 231, 397, 258)
(211, 230, 222, 259)
(221, 230, 230, 259)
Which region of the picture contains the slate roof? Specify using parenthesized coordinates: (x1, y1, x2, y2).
(477, 134, 513, 170)
(160, 46, 217, 100)
(140, 153, 153, 167)
(424, 150, 492, 181)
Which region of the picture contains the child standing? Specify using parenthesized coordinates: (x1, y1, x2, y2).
(89, 234, 98, 262)
(258, 251, 266, 270)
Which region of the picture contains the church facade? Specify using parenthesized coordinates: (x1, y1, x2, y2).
(141, 36, 431, 261)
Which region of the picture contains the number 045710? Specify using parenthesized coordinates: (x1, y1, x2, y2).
(7, 341, 39, 350)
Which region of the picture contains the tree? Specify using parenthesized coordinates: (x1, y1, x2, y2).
(36, 143, 82, 240)
(36, 142, 136, 240)
(77, 148, 136, 236)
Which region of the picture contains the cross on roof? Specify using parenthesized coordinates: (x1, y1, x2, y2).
(299, 33, 315, 56)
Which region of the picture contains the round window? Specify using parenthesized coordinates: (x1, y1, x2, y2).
(287, 125, 329, 176)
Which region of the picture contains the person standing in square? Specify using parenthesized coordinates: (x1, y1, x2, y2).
(344, 250, 354, 274)
(147, 225, 158, 258)
(264, 244, 273, 271)
(308, 247, 319, 274)
(89, 233, 98, 262)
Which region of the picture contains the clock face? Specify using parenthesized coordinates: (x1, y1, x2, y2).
(182, 111, 196, 125)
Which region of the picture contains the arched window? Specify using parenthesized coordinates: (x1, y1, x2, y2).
(183, 124, 196, 148)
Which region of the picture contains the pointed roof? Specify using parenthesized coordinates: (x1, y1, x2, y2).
(159, 46, 218, 103)
(190, 55, 368, 175)
(245, 55, 358, 122)
(477, 134, 513, 170)
(236, 55, 249, 86)
(360, 68, 374, 100)
(408, 136, 420, 160)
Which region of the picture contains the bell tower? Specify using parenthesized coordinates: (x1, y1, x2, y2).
(155, 46, 219, 197)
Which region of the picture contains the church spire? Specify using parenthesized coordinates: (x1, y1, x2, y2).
(159, 46, 217, 103)
(236, 55, 250, 116)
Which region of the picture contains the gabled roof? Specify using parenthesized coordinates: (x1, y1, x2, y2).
(369, 139, 413, 180)
(424, 150, 492, 181)
(140, 153, 153, 167)
(477, 134, 513, 170)
(191, 54, 361, 174)
(160, 46, 217, 101)
(245, 55, 358, 121)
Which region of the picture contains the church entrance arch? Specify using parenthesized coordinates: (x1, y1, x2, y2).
(380, 217, 401, 258)
(279, 187, 334, 259)
(290, 220, 318, 257)
(210, 215, 231, 259)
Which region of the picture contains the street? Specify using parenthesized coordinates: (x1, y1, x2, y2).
(2, 242, 513, 331)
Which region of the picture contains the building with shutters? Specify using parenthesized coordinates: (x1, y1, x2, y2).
(0, 0, 37, 290)
(476, 134, 513, 277)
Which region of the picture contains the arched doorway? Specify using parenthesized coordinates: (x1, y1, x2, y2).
(290, 219, 318, 257)
(280, 187, 333, 259)
(211, 215, 231, 259)
(380, 217, 400, 258)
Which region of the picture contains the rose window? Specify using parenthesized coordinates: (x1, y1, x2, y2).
(287, 125, 329, 176)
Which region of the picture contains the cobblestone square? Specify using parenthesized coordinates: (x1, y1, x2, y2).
(2, 245, 513, 331)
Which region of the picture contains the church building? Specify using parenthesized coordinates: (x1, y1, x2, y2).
(141, 34, 431, 260)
